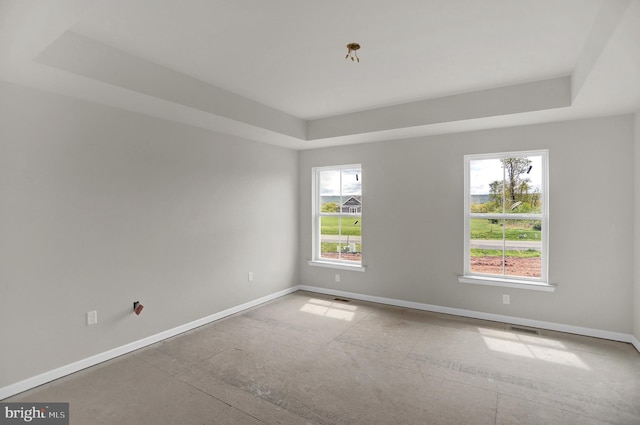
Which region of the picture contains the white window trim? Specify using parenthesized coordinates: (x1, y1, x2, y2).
(460, 150, 551, 290)
(458, 275, 555, 292)
(311, 164, 365, 271)
(307, 260, 366, 272)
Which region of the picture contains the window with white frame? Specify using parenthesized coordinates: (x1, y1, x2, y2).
(312, 165, 362, 267)
(463, 150, 548, 285)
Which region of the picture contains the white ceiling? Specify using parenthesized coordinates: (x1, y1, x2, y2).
(1, 0, 639, 149)
(69, 0, 601, 120)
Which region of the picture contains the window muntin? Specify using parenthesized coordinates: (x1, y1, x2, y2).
(464, 151, 547, 283)
(314, 165, 362, 265)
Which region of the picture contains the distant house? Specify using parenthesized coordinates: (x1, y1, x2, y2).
(341, 196, 362, 213)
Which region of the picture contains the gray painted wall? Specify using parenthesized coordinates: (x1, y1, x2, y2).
(300, 115, 635, 334)
(635, 112, 640, 343)
(1, 79, 637, 393)
(0, 82, 299, 388)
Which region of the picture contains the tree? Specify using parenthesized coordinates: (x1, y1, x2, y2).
(489, 180, 503, 205)
(321, 202, 339, 212)
(501, 157, 532, 203)
(486, 157, 534, 212)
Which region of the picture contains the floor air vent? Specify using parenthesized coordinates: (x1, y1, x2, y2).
(333, 298, 350, 303)
(509, 326, 539, 335)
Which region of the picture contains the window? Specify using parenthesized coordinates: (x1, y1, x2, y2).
(310, 165, 363, 270)
(461, 150, 550, 289)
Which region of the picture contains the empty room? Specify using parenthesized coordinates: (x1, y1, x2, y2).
(1, 1, 640, 424)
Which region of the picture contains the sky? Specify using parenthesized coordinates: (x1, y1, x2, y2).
(469, 155, 542, 195)
(319, 168, 361, 196)
(317, 159, 541, 197)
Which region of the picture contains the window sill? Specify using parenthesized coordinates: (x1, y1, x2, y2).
(308, 260, 366, 272)
(458, 275, 556, 292)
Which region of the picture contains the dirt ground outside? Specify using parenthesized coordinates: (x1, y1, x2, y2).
(320, 253, 362, 262)
(471, 256, 541, 278)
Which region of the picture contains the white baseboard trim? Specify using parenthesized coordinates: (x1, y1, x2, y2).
(0, 286, 298, 400)
(297, 285, 639, 347)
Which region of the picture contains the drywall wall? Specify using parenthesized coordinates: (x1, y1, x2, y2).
(300, 115, 635, 334)
(0, 81, 299, 388)
(635, 112, 640, 344)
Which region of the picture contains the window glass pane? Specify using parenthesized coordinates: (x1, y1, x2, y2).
(320, 216, 342, 260)
(341, 168, 362, 214)
(469, 218, 542, 278)
(504, 156, 543, 214)
(319, 216, 362, 263)
(342, 217, 361, 261)
(469, 218, 505, 275)
(469, 156, 544, 215)
(504, 219, 542, 278)
(341, 168, 361, 196)
(469, 158, 503, 213)
(319, 170, 341, 212)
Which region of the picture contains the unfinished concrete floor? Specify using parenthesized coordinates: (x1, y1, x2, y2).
(7, 291, 640, 424)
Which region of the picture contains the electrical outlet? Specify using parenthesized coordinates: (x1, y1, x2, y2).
(248, 272, 253, 282)
(335, 274, 340, 283)
(503, 294, 510, 305)
(87, 310, 98, 325)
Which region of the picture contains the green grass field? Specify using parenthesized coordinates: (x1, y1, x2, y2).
(470, 218, 540, 241)
(321, 216, 362, 236)
(319, 218, 539, 240)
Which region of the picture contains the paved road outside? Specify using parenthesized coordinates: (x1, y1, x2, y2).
(470, 239, 541, 251)
(320, 236, 540, 252)
(320, 235, 362, 244)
